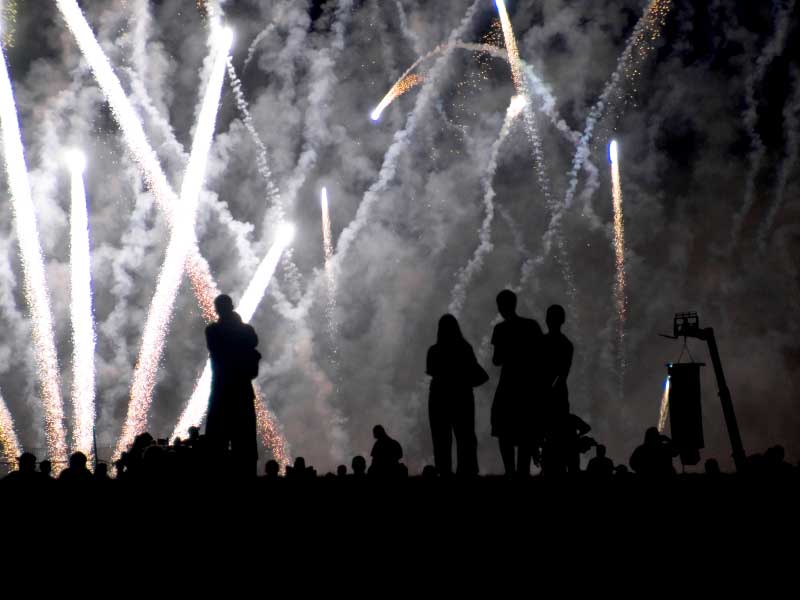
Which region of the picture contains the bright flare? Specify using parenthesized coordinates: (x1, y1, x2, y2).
(494, 0, 524, 90)
(658, 376, 670, 433)
(610, 140, 627, 390)
(68, 151, 97, 459)
(370, 73, 423, 121)
(0, 42, 67, 466)
(255, 389, 292, 468)
(117, 30, 232, 460)
(55, 0, 220, 322)
(171, 225, 296, 441)
(0, 390, 22, 466)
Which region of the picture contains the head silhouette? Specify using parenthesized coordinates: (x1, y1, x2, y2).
(373, 425, 387, 440)
(596, 444, 607, 458)
(644, 427, 661, 445)
(337, 465, 347, 477)
(546, 304, 566, 332)
(96, 463, 108, 478)
(69, 452, 88, 470)
(265, 460, 280, 478)
(352, 455, 367, 476)
(214, 294, 235, 319)
(18, 452, 36, 472)
(39, 460, 52, 476)
(437, 314, 464, 345)
(496, 290, 517, 320)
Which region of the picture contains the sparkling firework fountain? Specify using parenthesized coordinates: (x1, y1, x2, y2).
(116, 27, 233, 460)
(0, 390, 21, 466)
(67, 150, 96, 458)
(657, 376, 670, 433)
(609, 140, 627, 394)
(0, 36, 67, 465)
(172, 223, 296, 442)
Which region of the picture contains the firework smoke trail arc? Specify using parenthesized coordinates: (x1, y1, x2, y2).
(658, 376, 670, 433)
(758, 68, 800, 251)
(117, 29, 233, 460)
(729, 0, 795, 253)
(0, 42, 68, 465)
(609, 141, 627, 397)
(55, 0, 220, 322)
(0, 390, 21, 465)
(449, 97, 523, 316)
(172, 224, 296, 442)
(67, 151, 97, 458)
(243, 24, 276, 70)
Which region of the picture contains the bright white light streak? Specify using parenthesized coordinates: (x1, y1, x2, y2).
(54, 0, 220, 321)
(0, 42, 67, 466)
(610, 139, 626, 389)
(171, 224, 296, 441)
(117, 29, 232, 459)
(658, 376, 670, 433)
(494, 0, 524, 90)
(609, 139, 618, 164)
(68, 150, 97, 459)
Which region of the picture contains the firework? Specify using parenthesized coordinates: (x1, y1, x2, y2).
(0, 42, 67, 466)
(494, 0, 523, 90)
(255, 389, 292, 468)
(67, 150, 97, 459)
(55, 0, 220, 323)
(116, 28, 232, 460)
(0, 390, 21, 466)
(658, 376, 670, 433)
(171, 224, 296, 442)
(370, 74, 424, 121)
(610, 141, 627, 393)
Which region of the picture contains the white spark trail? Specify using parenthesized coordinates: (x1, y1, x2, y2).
(658, 376, 670, 433)
(67, 151, 97, 459)
(117, 29, 232, 460)
(449, 97, 522, 316)
(729, 0, 795, 252)
(0, 389, 21, 466)
(55, 0, 221, 322)
(172, 224, 296, 441)
(0, 41, 67, 465)
(610, 140, 627, 398)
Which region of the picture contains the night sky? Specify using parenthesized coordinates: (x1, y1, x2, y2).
(0, 0, 797, 472)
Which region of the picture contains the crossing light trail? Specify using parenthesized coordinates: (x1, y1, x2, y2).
(117, 28, 233, 460)
(55, 0, 220, 322)
(67, 149, 97, 459)
(0, 39, 67, 466)
(172, 224, 296, 442)
(609, 140, 627, 393)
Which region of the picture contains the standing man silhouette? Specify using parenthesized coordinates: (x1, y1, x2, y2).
(490, 290, 543, 476)
(206, 294, 260, 476)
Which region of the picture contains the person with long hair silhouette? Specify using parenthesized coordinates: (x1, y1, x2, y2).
(426, 314, 488, 476)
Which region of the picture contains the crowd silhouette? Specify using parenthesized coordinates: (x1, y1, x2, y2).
(2, 291, 799, 488)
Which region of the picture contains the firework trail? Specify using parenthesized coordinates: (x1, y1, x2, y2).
(562, 0, 672, 211)
(370, 74, 424, 121)
(338, 0, 481, 267)
(243, 23, 276, 70)
(395, 0, 424, 55)
(729, 0, 795, 252)
(0, 41, 68, 466)
(658, 376, 670, 433)
(449, 96, 524, 316)
(321, 187, 340, 367)
(55, 0, 221, 322)
(172, 224, 296, 442)
(255, 389, 292, 468)
(758, 68, 800, 251)
(67, 150, 97, 459)
(609, 140, 627, 397)
(117, 29, 232, 460)
(0, 389, 21, 466)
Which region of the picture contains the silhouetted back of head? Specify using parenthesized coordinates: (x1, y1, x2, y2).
(496, 289, 517, 319)
(18, 452, 36, 472)
(294, 457, 306, 471)
(39, 460, 52, 475)
(373, 425, 387, 440)
(265, 460, 280, 478)
(214, 294, 235, 319)
(704, 458, 721, 475)
(352, 455, 367, 476)
(644, 427, 661, 445)
(546, 304, 566, 331)
(337, 465, 347, 477)
(96, 463, 108, 478)
(437, 314, 464, 345)
(69, 452, 88, 470)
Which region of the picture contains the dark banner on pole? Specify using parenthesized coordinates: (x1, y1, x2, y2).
(667, 363, 705, 466)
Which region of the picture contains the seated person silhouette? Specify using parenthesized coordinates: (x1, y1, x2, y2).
(369, 425, 403, 478)
(629, 428, 678, 478)
(490, 290, 543, 476)
(205, 294, 261, 476)
(586, 444, 614, 478)
(542, 412, 592, 475)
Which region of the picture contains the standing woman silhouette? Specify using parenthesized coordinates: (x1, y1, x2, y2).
(426, 314, 488, 476)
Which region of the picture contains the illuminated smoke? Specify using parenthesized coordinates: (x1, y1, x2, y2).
(255, 389, 292, 468)
(321, 187, 339, 365)
(449, 97, 522, 316)
(172, 224, 296, 442)
(55, 0, 220, 323)
(609, 141, 627, 397)
(0, 42, 67, 466)
(658, 376, 670, 433)
(0, 389, 21, 466)
(67, 150, 97, 459)
(729, 0, 795, 252)
(117, 28, 232, 460)
(243, 24, 276, 71)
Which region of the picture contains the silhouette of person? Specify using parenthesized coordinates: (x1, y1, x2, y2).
(369, 425, 403, 478)
(39, 460, 53, 480)
(490, 290, 543, 476)
(586, 444, 614, 478)
(336, 465, 348, 478)
(351, 455, 367, 478)
(543, 412, 592, 476)
(264, 460, 280, 480)
(94, 463, 111, 482)
(541, 304, 573, 421)
(3, 452, 39, 484)
(629, 428, 678, 478)
(205, 294, 260, 476)
(59, 452, 93, 483)
(704, 458, 721, 477)
(426, 314, 487, 476)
